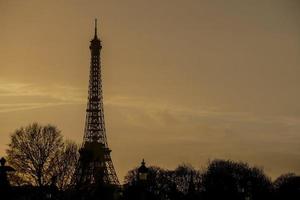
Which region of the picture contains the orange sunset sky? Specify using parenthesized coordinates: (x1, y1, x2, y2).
(0, 0, 300, 182)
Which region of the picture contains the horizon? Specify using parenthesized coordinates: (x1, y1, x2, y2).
(0, 0, 300, 182)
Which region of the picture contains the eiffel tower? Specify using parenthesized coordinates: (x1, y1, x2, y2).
(74, 19, 119, 186)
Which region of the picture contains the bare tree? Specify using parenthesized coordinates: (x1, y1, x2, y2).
(52, 141, 79, 189)
(6, 123, 78, 188)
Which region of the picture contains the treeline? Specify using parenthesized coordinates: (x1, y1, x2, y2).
(123, 161, 300, 200)
(0, 123, 299, 200)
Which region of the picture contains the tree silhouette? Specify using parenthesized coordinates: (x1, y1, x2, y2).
(123, 164, 202, 200)
(274, 173, 300, 200)
(123, 166, 166, 200)
(171, 164, 201, 195)
(6, 123, 78, 188)
(201, 159, 272, 200)
(51, 141, 78, 190)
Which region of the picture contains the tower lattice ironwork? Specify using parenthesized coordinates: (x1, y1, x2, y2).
(75, 19, 119, 186)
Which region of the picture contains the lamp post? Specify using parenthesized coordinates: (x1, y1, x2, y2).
(138, 159, 148, 182)
(137, 159, 148, 200)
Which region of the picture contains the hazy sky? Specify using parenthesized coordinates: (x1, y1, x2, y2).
(0, 0, 300, 182)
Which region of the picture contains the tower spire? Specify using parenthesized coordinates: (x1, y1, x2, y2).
(94, 18, 98, 38)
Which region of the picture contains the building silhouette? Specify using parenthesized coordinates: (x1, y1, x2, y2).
(74, 19, 119, 187)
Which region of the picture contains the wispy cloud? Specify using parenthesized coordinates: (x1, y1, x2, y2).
(2, 79, 300, 129)
(0, 102, 70, 113)
(0, 80, 86, 112)
(105, 95, 300, 129)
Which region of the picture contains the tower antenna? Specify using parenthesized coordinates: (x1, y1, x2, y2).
(94, 18, 98, 37)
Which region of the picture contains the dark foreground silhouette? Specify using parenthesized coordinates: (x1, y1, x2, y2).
(1, 123, 299, 200)
(1, 158, 300, 200)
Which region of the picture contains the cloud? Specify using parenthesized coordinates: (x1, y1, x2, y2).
(0, 80, 86, 112)
(105, 95, 300, 128)
(105, 95, 300, 163)
(2, 79, 299, 135)
(0, 102, 79, 113)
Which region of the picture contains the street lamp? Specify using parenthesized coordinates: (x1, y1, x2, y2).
(137, 159, 148, 200)
(138, 159, 148, 181)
